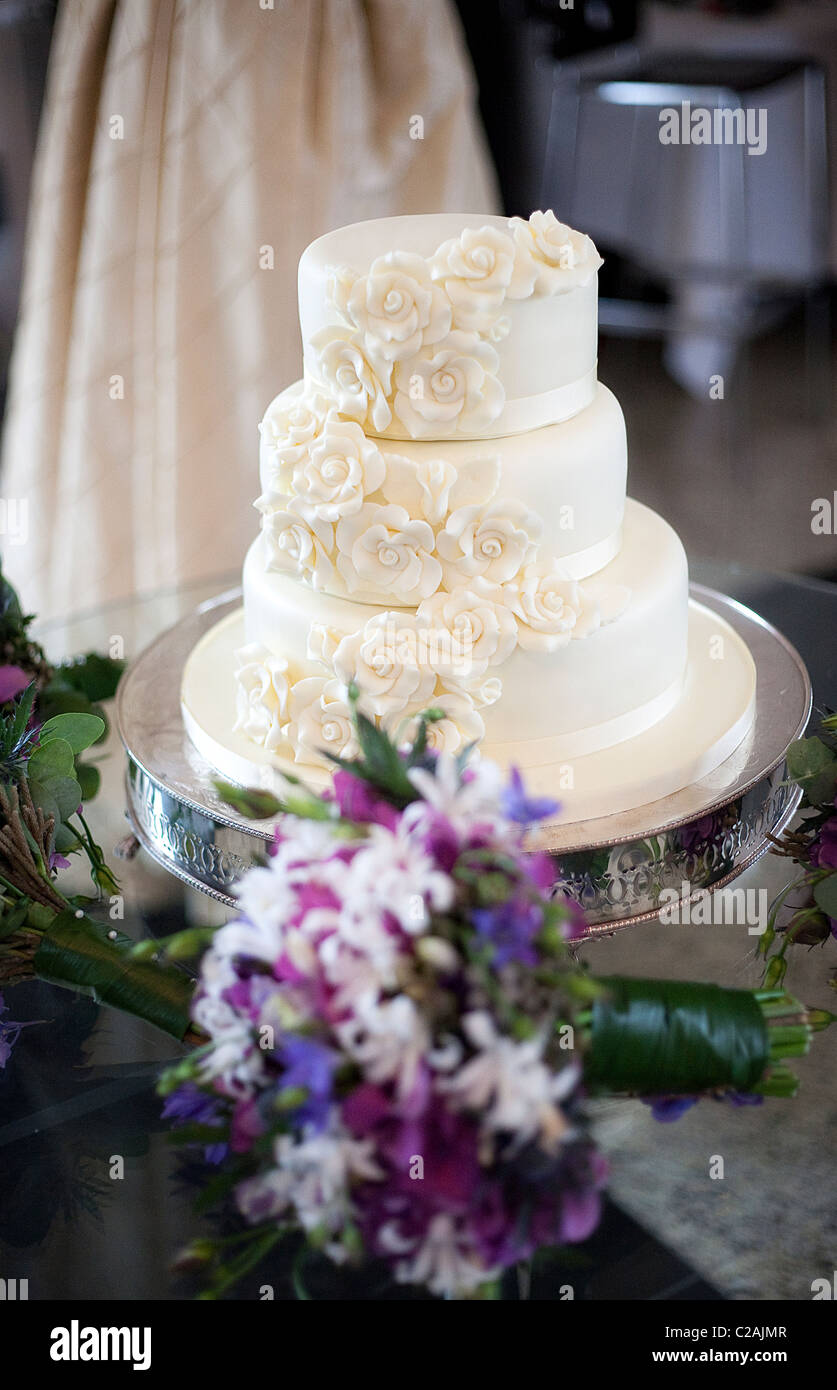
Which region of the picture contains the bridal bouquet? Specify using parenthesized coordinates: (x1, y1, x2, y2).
(159, 694, 828, 1299)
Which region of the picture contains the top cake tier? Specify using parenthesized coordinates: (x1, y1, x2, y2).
(298, 211, 602, 442)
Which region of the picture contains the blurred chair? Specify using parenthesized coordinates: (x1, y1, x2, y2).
(541, 49, 830, 400)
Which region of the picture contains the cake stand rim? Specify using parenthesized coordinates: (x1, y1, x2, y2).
(116, 580, 811, 847)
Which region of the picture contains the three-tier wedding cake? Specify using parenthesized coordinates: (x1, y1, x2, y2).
(182, 211, 757, 822)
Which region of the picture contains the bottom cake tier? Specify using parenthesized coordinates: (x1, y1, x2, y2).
(181, 503, 757, 822)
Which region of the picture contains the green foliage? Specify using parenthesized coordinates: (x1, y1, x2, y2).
(34, 909, 194, 1040)
(785, 735, 837, 807)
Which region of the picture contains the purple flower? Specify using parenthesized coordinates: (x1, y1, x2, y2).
(162, 1082, 228, 1164)
(643, 1094, 699, 1123)
(0, 991, 30, 1068)
(501, 767, 559, 826)
(279, 1034, 338, 1131)
(332, 769, 401, 831)
(811, 812, 837, 871)
(676, 813, 721, 854)
(0, 665, 30, 704)
(472, 897, 544, 966)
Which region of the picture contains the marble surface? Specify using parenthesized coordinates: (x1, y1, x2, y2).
(580, 847, 837, 1301)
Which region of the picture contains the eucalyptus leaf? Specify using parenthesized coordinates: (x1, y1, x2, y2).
(28, 737, 75, 780)
(39, 712, 105, 753)
(786, 736, 837, 805)
(76, 762, 101, 801)
(42, 774, 83, 820)
(34, 909, 194, 1040)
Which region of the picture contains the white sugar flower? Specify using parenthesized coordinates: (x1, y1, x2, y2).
(430, 224, 521, 331)
(504, 564, 601, 652)
(335, 503, 441, 601)
(332, 612, 437, 718)
(232, 643, 291, 751)
(259, 388, 331, 494)
(381, 452, 501, 524)
(310, 327, 392, 433)
(417, 578, 518, 681)
(440, 1012, 578, 1146)
(393, 332, 503, 439)
(291, 418, 386, 523)
(508, 209, 603, 297)
(339, 251, 451, 362)
(286, 676, 359, 764)
(437, 499, 542, 587)
(260, 500, 338, 590)
(400, 690, 485, 756)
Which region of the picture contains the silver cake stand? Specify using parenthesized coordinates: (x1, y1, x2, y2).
(116, 584, 810, 935)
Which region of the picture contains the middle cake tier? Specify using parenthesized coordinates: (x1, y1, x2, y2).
(241, 498, 688, 767)
(258, 379, 627, 598)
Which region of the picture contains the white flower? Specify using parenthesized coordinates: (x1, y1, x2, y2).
(332, 612, 437, 718)
(335, 503, 441, 601)
(232, 643, 291, 751)
(346, 821, 454, 932)
(237, 1123, 383, 1234)
(508, 209, 603, 297)
(338, 251, 451, 362)
(286, 675, 359, 764)
(400, 690, 485, 756)
(227, 866, 299, 957)
(393, 1214, 497, 1297)
(393, 332, 503, 439)
(437, 499, 542, 586)
(192, 953, 265, 1091)
(290, 418, 385, 523)
(441, 1012, 578, 1146)
(405, 752, 505, 833)
(381, 452, 501, 525)
(260, 500, 338, 590)
(504, 564, 601, 652)
(337, 993, 431, 1096)
(310, 327, 392, 432)
(417, 578, 518, 681)
(430, 224, 522, 330)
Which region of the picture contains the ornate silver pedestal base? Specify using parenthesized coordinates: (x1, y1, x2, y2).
(117, 584, 810, 934)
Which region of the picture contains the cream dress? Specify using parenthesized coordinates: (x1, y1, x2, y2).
(1, 0, 498, 619)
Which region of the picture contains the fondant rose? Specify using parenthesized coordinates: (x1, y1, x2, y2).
(400, 690, 485, 755)
(292, 419, 386, 523)
(503, 564, 601, 652)
(260, 500, 337, 590)
(417, 578, 517, 682)
(339, 252, 451, 363)
(508, 210, 603, 297)
(310, 328, 392, 432)
(381, 453, 500, 525)
(287, 676, 359, 764)
(259, 389, 330, 495)
(393, 332, 503, 439)
(437, 499, 542, 586)
(336, 503, 441, 601)
(332, 612, 437, 718)
(430, 225, 524, 330)
(233, 644, 291, 752)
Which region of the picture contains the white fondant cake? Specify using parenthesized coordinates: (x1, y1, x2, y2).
(181, 210, 756, 821)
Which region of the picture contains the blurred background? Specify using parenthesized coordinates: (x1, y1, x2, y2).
(0, 0, 834, 622)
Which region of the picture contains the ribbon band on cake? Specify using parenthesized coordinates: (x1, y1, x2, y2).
(301, 364, 598, 440)
(486, 674, 685, 767)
